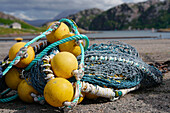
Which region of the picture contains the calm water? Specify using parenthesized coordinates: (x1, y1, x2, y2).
(86, 30, 170, 39)
(0, 30, 170, 40)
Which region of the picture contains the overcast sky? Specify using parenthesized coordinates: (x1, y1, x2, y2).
(0, 0, 149, 20)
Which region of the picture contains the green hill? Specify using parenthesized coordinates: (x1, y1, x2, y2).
(65, 0, 169, 30)
(66, 8, 103, 30)
(0, 12, 45, 35)
(89, 0, 170, 30)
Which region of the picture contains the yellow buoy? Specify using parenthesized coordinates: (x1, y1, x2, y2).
(5, 67, 23, 90)
(51, 52, 78, 79)
(59, 33, 83, 57)
(14, 37, 23, 42)
(17, 79, 39, 103)
(44, 78, 74, 107)
(9, 42, 35, 68)
(46, 22, 70, 43)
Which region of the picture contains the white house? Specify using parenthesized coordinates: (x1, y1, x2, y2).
(10, 22, 21, 29)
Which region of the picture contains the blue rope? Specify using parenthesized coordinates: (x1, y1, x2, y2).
(68, 43, 85, 108)
(25, 34, 89, 71)
(2, 18, 78, 77)
(2, 28, 54, 76)
(80, 43, 85, 65)
(0, 18, 163, 107)
(0, 18, 89, 104)
(28, 47, 59, 94)
(2, 56, 21, 76)
(0, 88, 11, 96)
(0, 65, 2, 78)
(59, 18, 79, 35)
(0, 94, 18, 103)
(25, 28, 53, 47)
(0, 88, 18, 103)
(27, 43, 86, 94)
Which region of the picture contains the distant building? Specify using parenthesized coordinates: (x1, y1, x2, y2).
(10, 22, 21, 29)
(128, 26, 132, 31)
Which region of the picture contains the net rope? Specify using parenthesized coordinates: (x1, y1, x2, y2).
(26, 41, 162, 95)
(78, 41, 162, 88)
(0, 18, 163, 109)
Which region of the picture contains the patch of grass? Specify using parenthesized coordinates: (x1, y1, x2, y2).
(0, 27, 46, 35)
(0, 18, 35, 29)
(0, 18, 47, 35)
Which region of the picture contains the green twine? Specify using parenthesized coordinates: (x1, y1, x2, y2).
(0, 94, 18, 103)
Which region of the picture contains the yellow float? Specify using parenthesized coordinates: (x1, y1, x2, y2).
(46, 22, 70, 43)
(44, 78, 74, 107)
(59, 33, 82, 57)
(51, 52, 78, 79)
(5, 67, 23, 90)
(9, 42, 35, 68)
(17, 79, 39, 103)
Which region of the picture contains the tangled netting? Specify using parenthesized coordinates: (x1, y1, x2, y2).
(27, 41, 163, 94)
(25, 47, 59, 94)
(78, 41, 163, 88)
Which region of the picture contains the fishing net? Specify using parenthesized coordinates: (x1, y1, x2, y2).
(78, 41, 162, 88)
(0, 18, 163, 110)
(24, 41, 163, 95)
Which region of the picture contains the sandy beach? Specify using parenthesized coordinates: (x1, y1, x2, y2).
(0, 39, 169, 113)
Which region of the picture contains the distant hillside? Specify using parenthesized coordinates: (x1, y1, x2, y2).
(43, 0, 170, 30)
(0, 12, 23, 21)
(90, 0, 170, 30)
(0, 12, 39, 30)
(67, 8, 103, 30)
(0, 12, 46, 36)
(24, 19, 49, 27)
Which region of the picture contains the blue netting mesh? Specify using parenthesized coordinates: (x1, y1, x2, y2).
(25, 47, 59, 94)
(77, 41, 163, 88)
(25, 41, 162, 94)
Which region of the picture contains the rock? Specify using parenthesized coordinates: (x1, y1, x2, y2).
(0, 12, 23, 21)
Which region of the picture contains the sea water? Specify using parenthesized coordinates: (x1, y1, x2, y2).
(0, 30, 170, 40)
(85, 30, 170, 39)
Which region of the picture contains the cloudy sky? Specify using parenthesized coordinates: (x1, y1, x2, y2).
(0, 0, 149, 20)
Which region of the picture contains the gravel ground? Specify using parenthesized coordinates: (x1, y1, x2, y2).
(0, 39, 170, 113)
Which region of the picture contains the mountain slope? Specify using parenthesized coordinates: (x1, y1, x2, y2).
(67, 8, 103, 30)
(0, 12, 42, 30)
(89, 0, 170, 30)
(24, 19, 49, 27)
(0, 12, 46, 36)
(129, 0, 170, 29)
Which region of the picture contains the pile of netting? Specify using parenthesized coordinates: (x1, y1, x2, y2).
(78, 41, 162, 89)
(0, 18, 163, 111)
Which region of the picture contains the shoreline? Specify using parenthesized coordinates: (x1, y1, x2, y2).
(0, 35, 160, 41)
(0, 28, 96, 37)
(0, 33, 38, 37)
(157, 28, 170, 32)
